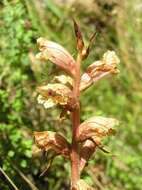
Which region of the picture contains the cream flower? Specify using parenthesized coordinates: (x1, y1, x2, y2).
(37, 83, 71, 109)
(103, 50, 120, 69)
(54, 75, 73, 86)
(37, 95, 56, 109)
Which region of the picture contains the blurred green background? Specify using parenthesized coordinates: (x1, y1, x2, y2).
(0, 0, 142, 189)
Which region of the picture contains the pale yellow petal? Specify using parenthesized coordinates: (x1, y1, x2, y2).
(54, 75, 73, 85)
(103, 50, 120, 66)
(37, 95, 45, 104)
(43, 98, 56, 109)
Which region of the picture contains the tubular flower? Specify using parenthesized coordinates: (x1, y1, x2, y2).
(80, 50, 120, 91)
(36, 37, 76, 76)
(34, 131, 70, 157)
(77, 116, 119, 145)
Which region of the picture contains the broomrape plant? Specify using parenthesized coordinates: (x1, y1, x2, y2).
(34, 20, 120, 190)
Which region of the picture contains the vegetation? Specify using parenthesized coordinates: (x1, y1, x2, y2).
(0, 0, 142, 190)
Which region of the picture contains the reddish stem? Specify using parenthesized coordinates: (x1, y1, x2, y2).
(71, 54, 81, 189)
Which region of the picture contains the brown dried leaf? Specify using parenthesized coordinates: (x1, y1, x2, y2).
(77, 116, 119, 145)
(80, 51, 120, 91)
(79, 140, 96, 172)
(36, 37, 76, 76)
(82, 32, 97, 60)
(34, 131, 70, 157)
(39, 153, 56, 177)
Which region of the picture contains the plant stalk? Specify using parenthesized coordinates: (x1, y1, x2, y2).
(71, 54, 82, 189)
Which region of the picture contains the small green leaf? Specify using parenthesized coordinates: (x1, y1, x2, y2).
(8, 150, 15, 157)
(25, 150, 32, 158)
(20, 160, 27, 168)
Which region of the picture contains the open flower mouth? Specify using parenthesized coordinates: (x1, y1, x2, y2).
(37, 83, 72, 109)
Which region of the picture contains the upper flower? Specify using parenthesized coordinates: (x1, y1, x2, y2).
(36, 37, 76, 76)
(80, 50, 120, 91)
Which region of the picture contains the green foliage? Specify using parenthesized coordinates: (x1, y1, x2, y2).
(0, 0, 142, 190)
(0, 1, 36, 189)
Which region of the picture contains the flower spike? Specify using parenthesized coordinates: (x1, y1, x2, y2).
(34, 20, 120, 189)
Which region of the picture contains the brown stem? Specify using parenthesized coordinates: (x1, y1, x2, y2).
(71, 54, 82, 189)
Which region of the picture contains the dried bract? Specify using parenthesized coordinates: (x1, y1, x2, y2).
(36, 37, 76, 76)
(73, 19, 84, 53)
(73, 20, 96, 60)
(80, 50, 120, 91)
(77, 116, 119, 145)
(79, 140, 96, 172)
(34, 131, 70, 157)
(82, 32, 97, 60)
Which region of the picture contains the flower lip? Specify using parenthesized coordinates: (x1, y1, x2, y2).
(36, 83, 72, 109)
